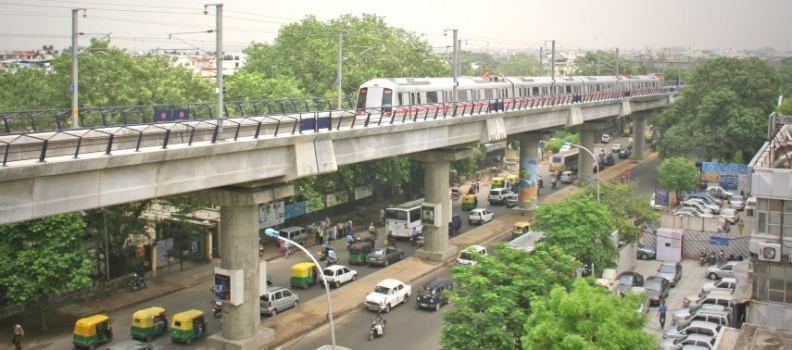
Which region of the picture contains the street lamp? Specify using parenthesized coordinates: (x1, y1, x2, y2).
(571, 144, 599, 203)
(263, 228, 338, 349)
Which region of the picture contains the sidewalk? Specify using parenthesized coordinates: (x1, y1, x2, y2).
(2, 149, 659, 350)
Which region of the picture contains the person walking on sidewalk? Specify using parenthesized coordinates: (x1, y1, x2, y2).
(13, 323, 24, 350)
(658, 299, 667, 329)
(738, 219, 745, 236)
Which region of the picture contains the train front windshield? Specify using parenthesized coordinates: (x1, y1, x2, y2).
(356, 87, 393, 114)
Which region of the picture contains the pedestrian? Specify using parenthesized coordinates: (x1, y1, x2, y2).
(387, 231, 395, 247)
(658, 299, 667, 329)
(346, 220, 353, 237)
(332, 223, 339, 241)
(13, 323, 24, 350)
(278, 239, 287, 257)
(587, 175, 591, 183)
(625, 170, 631, 181)
(738, 219, 745, 236)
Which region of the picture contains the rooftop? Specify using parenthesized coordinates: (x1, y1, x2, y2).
(732, 323, 792, 350)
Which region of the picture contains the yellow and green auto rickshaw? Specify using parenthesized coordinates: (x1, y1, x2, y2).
(461, 194, 478, 211)
(512, 221, 532, 239)
(505, 174, 519, 188)
(73, 314, 113, 349)
(170, 309, 206, 345)
(348, 241, 373, 265)
(491, 176, 505, 189)
(130, 306, 167, 342)
(290, 261, 319, 289)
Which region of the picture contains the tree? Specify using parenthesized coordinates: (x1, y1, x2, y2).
(522, 279, 659, 350)
(776, 96, 792, 115)
(657, 157, 699, 202)
(654, 57, 778, 161)
(441, 244, 579, 350)
(572, 51, 636, 76)
(571, 180, 660, 242)
(0, 213, 92, 332)
(777, 58, 792, 97)
(532, 197, 619, 271)
(495, 52, 540, 76)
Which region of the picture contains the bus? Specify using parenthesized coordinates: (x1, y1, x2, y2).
(549, 149, 579, 172)
(385, 198, 452, 238)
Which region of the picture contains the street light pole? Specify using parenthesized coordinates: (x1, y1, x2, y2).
(204, 4, 224, 140)
(264, 229, 337, 348)
(71, 8, 86, 129)
(572, 143, 600, 203)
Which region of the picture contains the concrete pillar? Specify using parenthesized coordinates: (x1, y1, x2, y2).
(191, 183, 293, 350)
(578, 127, 595, 185)
(632, 113, 648, 161)
(409, 149, 469, 262)
(517, 132, 543, 211)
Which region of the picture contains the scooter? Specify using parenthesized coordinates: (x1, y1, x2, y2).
(212, 301, 222, 318)
(128, 272, 147, 291)
(325, 252, 339, 267)
(368, 317, 387, 340)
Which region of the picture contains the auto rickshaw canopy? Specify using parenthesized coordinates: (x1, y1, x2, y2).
(349, 241, 373, 252)
(131, 306, 166, 327)
(491, 177, 504, 187)
(74, 314, 110, 336)
(513, 221, 531, 231)
(506, 174, 519, 184)
(171, 309, 205, 330)
(291, 262, 317, 278)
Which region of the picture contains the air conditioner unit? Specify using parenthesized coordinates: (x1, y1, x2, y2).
(758, 242, 781, 262)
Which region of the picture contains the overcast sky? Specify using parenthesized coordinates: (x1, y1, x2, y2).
(1, 0, 790, 54)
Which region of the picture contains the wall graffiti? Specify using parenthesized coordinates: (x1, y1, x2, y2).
(701, 162, 749, 191)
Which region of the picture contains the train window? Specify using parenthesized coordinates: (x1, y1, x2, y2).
(355, 88, 368, 109)
(484, 89, 495, 99)
(459, 90, 468, 100)
(382, 89, 393, 107)
(565, 86, 572, 93)
(410, 93, 416, 105)
(398, 93, 404, 106)
(427, 91, 438, 104)
(417, 93, 422, 105)
(532, 87, 539, 96)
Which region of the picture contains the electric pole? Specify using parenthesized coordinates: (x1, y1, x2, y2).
(71, 8, 86, 129)
(545, 40, 556, 89)
(445, 29, 458, 102)
(205, 4, 224, 140)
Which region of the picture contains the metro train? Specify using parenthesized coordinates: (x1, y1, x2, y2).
(354, 74, 664, 117)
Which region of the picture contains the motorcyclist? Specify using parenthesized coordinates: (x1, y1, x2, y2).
(368, 223, 377, 236)
(551, 176, 557, 189)
(410, 227, 420, 246)
(346, 232, 355, 248)
(538, 175, 543, 188)
(326, 247, 339, 264)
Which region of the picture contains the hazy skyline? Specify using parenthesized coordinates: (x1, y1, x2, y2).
(1, 0, 790, 54)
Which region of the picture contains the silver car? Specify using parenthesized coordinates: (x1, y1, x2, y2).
(260, 286, 300, 316)
(706, 261, 740, 280)
(728, 195, 745, 211)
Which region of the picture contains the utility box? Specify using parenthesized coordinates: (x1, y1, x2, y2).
(656, 228, 683, 262)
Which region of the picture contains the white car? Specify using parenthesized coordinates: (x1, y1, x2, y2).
(559, 144, 572, 153)
(685, 198, 721, 214)
(682, 200, 715, 215)
(468, 208, 494, 225)
(322, 265, 357, 288)
(720, 208, 739, 225)
(705, 186, 734, 200)
(702, 277, 737, 293)
(611, 143, 622, 152)
(601, 134, 610, 143)
(728, 195, 745, 211)
(363, 279, 411, 313)
(674, 208, 714, 218)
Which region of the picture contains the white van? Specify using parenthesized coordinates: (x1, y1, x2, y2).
(456, 245, 487, 266)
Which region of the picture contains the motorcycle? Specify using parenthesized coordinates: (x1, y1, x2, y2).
(718, 250, 726, 265)
(699, 250, 707, 266)
(707, 251, 717, 265)
(325, 251, 339, 267)
(551, 179, 557, 190)
(212, 301, 222, 318)
(368, 316, 387, 340)
(128, 272, 147, 291)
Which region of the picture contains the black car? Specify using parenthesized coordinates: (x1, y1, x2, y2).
(416, 277, 454, 311)
(365, 246, 405, 267)
(644, 276, 670, 305)
(618, 148, 632, 159)
(636, 244, 656, 260)
(617, 271, 645, 296)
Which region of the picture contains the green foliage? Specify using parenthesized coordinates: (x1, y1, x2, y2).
(224, 70, 305, 101)
(241, 14, 446, 98)
(441, 244, 578, 350)
(532, 197, 619, 269)
(571, 180, 659, 242)
(655, 57, 778, 161)
(777, 58, 792, 97)
(657, 157, 699, 200)
(495, 52, 540, 76)
(451, 145, 486, 179)
(572, 51, 637, 76)
(522, 279, 659, 350)
(544, 131, 579, 153)
(776, 97, 792, 115)
(0, 213, 92, 331)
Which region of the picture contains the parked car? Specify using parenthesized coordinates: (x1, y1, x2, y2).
(260, 286, 300, 316)
(456, 245, 488, 266)
(706, 261, 740, 280)
(416, 277, 454, 311)
(617, 271, 645, 295)
(728, 195, 745, 211)
(683, 200, 715, 215)
(672, 309, 732, 331)
(559, 171, 577, 184)
(363, 278, 411, 313)
(321, 265, 357, 288)
(644, 276, 670, 305)
(468, 208, 494, 225)
(601, 134, 610, 143)
(618, 148, 632, 159)
(674, 207, 714, 219)
(702, 277, 738, 293)
(637, 244, 656, 260)
(366, 247, 405, 267)
(687, 192, 723, 206)
(504, 193, 519, 208)
(685, 198, 721, 215)
(106, 340, 165, 350)
(683, 288, 734, 308)
(660, 334, 718, 350)
(672, 304, 731, 326)
(661, 320, 722, 340)
(745, 196, 757, 213)
(611, 143, 622, 152)
(687, 294, 735, 317)
(706, 186, 734, 200)
(720, 208, 739, 225)
(488, 188, 512, 205)
(656, 261, 683, 287)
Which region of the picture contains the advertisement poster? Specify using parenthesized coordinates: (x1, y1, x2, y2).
(214, 273, 231, 301)
(258, 201, 285, 229)
(701, 162, 748, 191)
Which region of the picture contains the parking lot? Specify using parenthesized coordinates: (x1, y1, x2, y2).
(632, 258, 713, 339)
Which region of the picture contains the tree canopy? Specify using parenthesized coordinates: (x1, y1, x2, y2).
(572, 50, 642, 76)
(654, 57, 778, 161)
(657, 157, 699, 201)
(532, 197, 619, 270)
(441, 244, 579, 350)
(522, 279, 659, 350)
(0, 213, 92, 331)
(570, 180, 659, 242)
